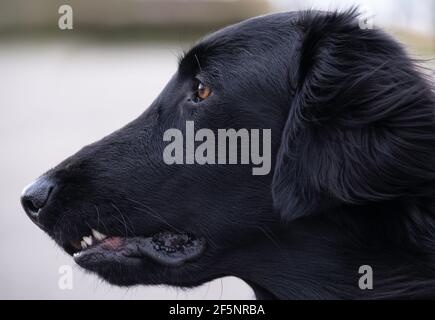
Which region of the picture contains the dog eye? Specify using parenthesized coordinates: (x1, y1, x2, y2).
(194, 81, 211, 102)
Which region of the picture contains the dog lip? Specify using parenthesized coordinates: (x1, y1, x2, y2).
(73, 232, 206, 268)
(135, 233, 206, 267)
(56, 223, 206, 267)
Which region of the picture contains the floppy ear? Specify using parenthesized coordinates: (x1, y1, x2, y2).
(272, 11, 435, 221)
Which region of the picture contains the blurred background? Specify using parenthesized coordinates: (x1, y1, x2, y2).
(0, 0, 434, 300)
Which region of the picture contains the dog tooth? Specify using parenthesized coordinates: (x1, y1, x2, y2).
(83, 236, 93, 246)
(92, 229, 107, 241)
(80, 240, 88, 249)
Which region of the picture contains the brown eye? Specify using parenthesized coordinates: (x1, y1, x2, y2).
(196, 81, 211, 101)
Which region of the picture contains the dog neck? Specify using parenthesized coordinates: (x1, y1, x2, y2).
(223, 206, 435, 300)
(226, 221, 350, 300)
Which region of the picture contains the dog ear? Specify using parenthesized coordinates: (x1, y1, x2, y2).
(272, 11, 435, 221)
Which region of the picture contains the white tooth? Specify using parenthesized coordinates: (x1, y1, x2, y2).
(80, 240, 87, 249)
(83, 236, 93, 246)
(92, 229, 107, 241)
(73, 252, 81, 258)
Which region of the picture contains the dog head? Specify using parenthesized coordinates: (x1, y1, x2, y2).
(21, 11, 435, 297)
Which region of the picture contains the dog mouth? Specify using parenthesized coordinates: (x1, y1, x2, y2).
(64, 229, 206, 268)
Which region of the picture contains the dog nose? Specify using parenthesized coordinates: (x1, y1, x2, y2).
(21, 177, 55, 219)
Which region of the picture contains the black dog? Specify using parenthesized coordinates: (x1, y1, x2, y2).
(21, 10, 435, 299)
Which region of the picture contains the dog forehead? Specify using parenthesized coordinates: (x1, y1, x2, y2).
(204, 12, 299, 42)
(180, 12, 299, 70)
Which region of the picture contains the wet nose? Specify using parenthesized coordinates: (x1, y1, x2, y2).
(21, 177, 55, 219)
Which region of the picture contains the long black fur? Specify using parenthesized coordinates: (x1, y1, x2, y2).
(24, 10, 435, 299)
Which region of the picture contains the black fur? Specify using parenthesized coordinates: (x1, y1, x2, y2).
(25, 10, 435, 299)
